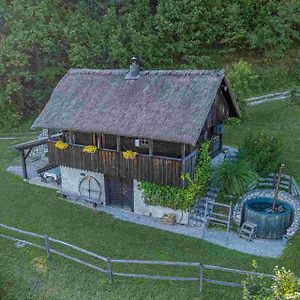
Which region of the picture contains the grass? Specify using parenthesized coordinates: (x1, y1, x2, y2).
(0, 141, 276, 299)
(224, 100, 300, 183)
(0, 100, 300, 299)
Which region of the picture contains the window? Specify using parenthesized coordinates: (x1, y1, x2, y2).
(74, 132, 92, 146)
(64, 131, 75, 144)
(135, 138, 149, 148)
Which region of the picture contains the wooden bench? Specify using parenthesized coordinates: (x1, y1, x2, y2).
(57, 190, 103, 207)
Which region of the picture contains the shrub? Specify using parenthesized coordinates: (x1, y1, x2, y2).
(238, 130, 284, 176)
(288, 89, 300, 106)
(0, 105, 21, 130)
(213, 159, 258, 203)
(227, 60, 258, 117)
(243, 262, 300, 300)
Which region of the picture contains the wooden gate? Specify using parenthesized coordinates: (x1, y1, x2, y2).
(105, 176, 134, 211)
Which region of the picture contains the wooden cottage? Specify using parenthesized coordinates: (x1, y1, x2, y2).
(32, 59, 239, 213)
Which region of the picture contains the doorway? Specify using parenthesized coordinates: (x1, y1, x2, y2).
(105, 176, 134, 211)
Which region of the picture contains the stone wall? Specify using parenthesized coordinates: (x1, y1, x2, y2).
(61, 167, 106, 205)
(133, 180, 189, 224)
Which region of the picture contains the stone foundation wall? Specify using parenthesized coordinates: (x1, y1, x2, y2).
(133, 180, 189, 224)
(61, 167, 106, 205)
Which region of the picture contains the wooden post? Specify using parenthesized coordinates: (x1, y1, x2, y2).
(44, 234, 51, 258)
(92, 133, 96, 146)
(21, 150, 28, 180)
(202, 200, 209, 238)
(107, 258, 113, 283)
(47, 129, 51, 140)
(273, 164, 285, 212)
(149, 139, 153, 156)
(116, 136, 121, 152)
(226, 203, 232, 245)
(198, 263, 203, 292)
(181, 144, 186, 159)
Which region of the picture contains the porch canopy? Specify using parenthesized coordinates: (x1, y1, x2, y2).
(10, 133, 61, 179)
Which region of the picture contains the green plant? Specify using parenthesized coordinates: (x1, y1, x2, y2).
(213, 159, 258, 204)
(238, 130, 284, 176)
(139, 142, 212, 211)
(243, 262, 300, 300)
(288, 89, 300, 107)
(243, 260, 270, 300)
(227, 60, 258, 116)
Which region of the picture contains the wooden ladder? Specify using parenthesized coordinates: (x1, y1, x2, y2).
(239, 221, 257, 241)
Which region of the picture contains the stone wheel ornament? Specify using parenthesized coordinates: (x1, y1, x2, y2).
(78, 175, 102, 203)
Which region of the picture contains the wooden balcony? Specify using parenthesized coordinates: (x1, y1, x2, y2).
(48, 141, 197, 186)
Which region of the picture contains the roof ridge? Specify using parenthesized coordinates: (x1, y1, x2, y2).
(68, 68, 224, 77)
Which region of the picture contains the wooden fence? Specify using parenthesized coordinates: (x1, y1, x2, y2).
(0, 223, 275, 293)
(248, 173, 300, 196)
(246, 89, 300, 106)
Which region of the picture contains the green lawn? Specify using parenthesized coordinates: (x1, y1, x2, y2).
(0, 143, 274, 300)
(1, 100, 300, 299)
(224, 100, 300, 183)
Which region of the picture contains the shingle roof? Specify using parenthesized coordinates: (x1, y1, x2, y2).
(32, 68, 238, 146)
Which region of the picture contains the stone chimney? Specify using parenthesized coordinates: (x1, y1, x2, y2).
(125, 57, 140, 80)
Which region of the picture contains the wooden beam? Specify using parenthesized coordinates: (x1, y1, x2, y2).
(92, 133, 96, 146)
(149, 139, 153, 156)
(24, 147, 33, 160)
(116, 136, 121, 151)
(21, 150, 28, 180)
(181, 144, 186, 159)
(97, 133, 101, 148)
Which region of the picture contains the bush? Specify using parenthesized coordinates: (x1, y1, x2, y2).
(243, 262, 300, 300)
(0, 105, 21, 130)
(288, 89, 300, 106)
(238, 130, 284, 176)
(213, 159, 258, 204)
(227, 60, 258, 117)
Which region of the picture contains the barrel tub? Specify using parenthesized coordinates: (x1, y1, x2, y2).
(244, 197, 293, 239)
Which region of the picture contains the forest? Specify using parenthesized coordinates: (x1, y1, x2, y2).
(0, 0, 300, 128)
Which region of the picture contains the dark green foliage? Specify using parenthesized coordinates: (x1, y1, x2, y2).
(0, 0, 300, 128)
(213, 159, 258, 204)
(139, 142, 212, 211)
(238, 130, 284, 176)
(288, 89, 300, 106)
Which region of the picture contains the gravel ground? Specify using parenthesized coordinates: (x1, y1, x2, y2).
(57, 196, 287, 258)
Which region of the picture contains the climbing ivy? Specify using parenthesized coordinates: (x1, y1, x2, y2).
(138, 142, 212, 211)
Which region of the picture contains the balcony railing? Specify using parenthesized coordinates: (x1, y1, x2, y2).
(48, 142, 197, 187)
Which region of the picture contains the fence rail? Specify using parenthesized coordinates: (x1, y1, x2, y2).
(248, 173, 300, 196)
(246, 88, 300, 106)
(0, 223, 275, 293)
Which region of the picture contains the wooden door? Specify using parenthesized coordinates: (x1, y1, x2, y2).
(105, 176, 133, 211)
(121, 178, 134, 211)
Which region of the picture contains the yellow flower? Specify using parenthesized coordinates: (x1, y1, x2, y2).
(82, 145, 97, 154)
(122, 150, 138, 160)
(55, 140, 69, 150)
